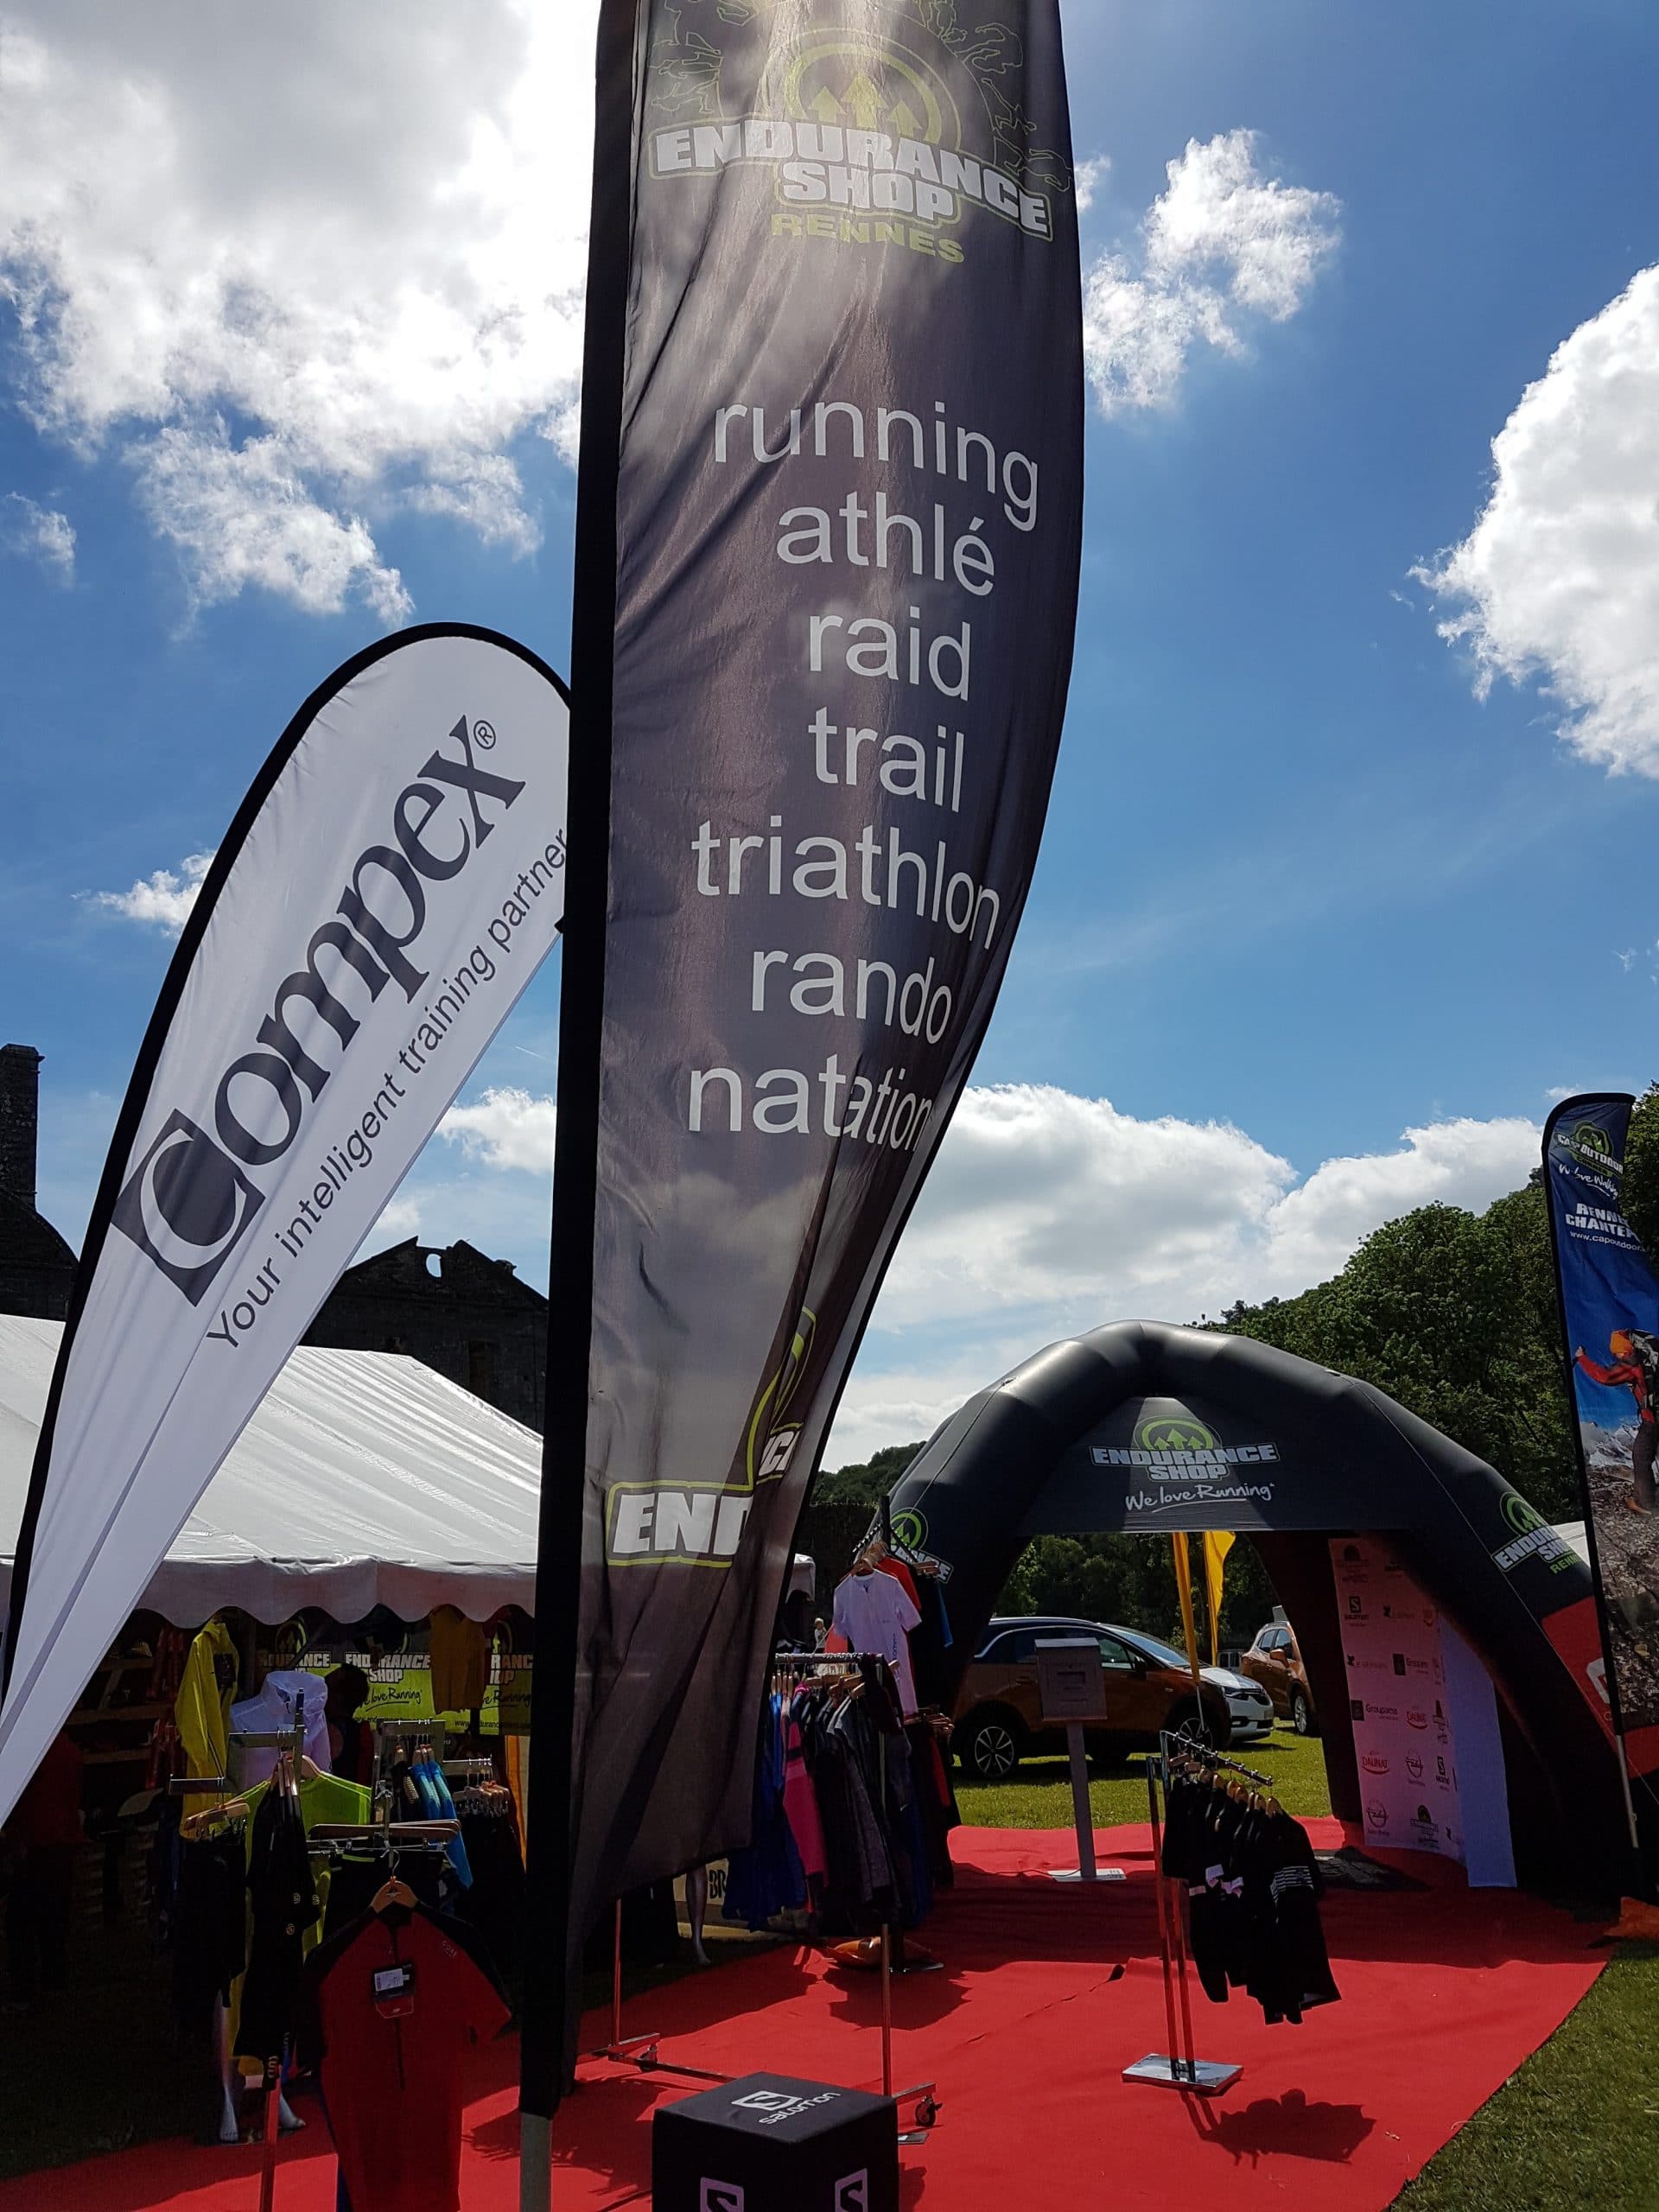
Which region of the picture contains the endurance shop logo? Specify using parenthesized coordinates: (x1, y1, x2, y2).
(644, 2, 1074, 265)
(111, 715, 524, 1304)
(1095, 1414, 1281, 1472)
(1491, 1491, 1576, 1577)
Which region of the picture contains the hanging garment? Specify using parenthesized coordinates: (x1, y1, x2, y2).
(874, 1557, 920, 1608)
(411, 1754, 473, 1889)
(429, 1608, 490, 1714)
(452, 1790, 526, 1984)
(1240, 1809, 1342, 2025)
(782, 1713, 828, 1880)
(812, 1696, 898, 1934)
(908, 1722, 959, 1888)
(723, 1695, 805, 1931)
(234, 1785, 316, 2062)
(176, 1621, 239, 1818)
(227, 1770, 372, 2065)
(174, 1827, 250, 2023)
(299, 1903, 510, 2212)
(831, 1571, 921, 1714)
(1162, 1765, 1339, 2024)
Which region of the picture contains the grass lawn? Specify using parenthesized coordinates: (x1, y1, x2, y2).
(954, 1722, 1334, 1829)
(958, 1722, 1654, 2209)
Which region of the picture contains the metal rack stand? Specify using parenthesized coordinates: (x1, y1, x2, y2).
(579, 1650, 941, 2134)
(1122, 1731, 1243, 2096)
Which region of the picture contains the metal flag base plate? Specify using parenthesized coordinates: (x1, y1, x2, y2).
(1122, 2053, 1242, 2094)
(1047, 1866, 1126, 1884)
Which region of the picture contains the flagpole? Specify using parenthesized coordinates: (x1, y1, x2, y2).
(519, 3, 639, 2202)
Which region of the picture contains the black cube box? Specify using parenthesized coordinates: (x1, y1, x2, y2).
(652, 2070, 899, 2212)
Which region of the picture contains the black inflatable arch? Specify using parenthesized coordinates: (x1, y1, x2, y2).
(887, 1321, 1641, 1888)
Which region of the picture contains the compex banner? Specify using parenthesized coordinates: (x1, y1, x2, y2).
(1542, 1094, 1659, 1767)
(0, 627, 569, 1821)
(550, 0, 1082, 2044)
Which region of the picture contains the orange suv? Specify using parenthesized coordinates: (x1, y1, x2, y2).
(1240, 1620, 1317, 1735)
(951, 1615, 1233, 1782)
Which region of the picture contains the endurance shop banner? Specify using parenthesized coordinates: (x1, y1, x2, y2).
(548, 0, 1083, 2014)
(0, 627, 569, 1821)
(1543, 1094, 1659, 1765)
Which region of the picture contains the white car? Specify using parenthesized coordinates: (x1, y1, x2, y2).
(1104, 1625, 1277, 1745)
(1202, 1665, 1276, 1742)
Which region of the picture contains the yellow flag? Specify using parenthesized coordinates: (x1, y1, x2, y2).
(1170, 1533, 1203, 1688)
(1202, 1531, 1236, 1666)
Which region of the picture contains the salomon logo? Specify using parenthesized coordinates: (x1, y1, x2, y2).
(700, 2185, 744, 2212)
(111, 715, 523, 1303)
(835, 2176, 869, 2212)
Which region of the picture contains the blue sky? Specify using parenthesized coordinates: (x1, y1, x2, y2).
(3, 1, 1657, 1459)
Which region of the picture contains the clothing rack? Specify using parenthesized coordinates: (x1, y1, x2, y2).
(764, 1649, 939, 2136)
(369, 1717, 445, 1834)
(167, 1722, 307, 1797)
(1166, 1734, 1279, 1792)
(1122, 1730, 1243, 2097)
(582, 1650, 940, 2140)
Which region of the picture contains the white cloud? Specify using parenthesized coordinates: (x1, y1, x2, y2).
(1074, 156, 1109, 214)
(89, 849, 214, 932)
(377, 1194, 424, 1243)
(1084, 130, 1339, 416)
(823, 1090, 1539, 1462)
(0, 3, 594, 620)
(1417, 266, 1659, 776)
(864, 1088, 1537, 1340)
(136, 424, 410, 621)
(0, 489, 73, 578)
(400, 1072, 1539, 1470)
(438, 1085, 556, 1175)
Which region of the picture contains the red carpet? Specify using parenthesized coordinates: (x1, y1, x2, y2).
(2, 1821, 1602, 2210)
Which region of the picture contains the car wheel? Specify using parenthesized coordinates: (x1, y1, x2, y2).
(1291, 1688, 1314, 1737)
(1163, 1698, 1217, 1749)
(963, 1713, 1023, 1782)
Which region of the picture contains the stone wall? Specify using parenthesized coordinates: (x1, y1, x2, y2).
(304, 1237, 548, 1432)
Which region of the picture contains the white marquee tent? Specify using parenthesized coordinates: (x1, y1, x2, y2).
(0, 1313, 544, 1627)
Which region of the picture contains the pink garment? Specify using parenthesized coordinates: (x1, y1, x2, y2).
(782, 1718, 827, 1880)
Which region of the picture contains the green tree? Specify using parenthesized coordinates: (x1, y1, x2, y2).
(811, 1440, 925, 1507)
(1618, 1083, 1659, 1262)
(1227, 1184, 1580, 1520)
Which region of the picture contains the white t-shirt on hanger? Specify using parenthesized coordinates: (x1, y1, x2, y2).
(832, 1570, 922, 1714)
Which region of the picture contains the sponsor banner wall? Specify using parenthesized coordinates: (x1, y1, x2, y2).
(1542, 1096, 1659, 1760)
(1332, 1536, 1514, 1883)
(0, 628, 569, 1821)
(548, 0, 1083, 2024)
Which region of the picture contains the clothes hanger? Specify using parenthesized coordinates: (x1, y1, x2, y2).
(371, 1846, 416, 1914)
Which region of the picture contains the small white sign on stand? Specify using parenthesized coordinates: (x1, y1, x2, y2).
(1035, 1638, 1126, 1884)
